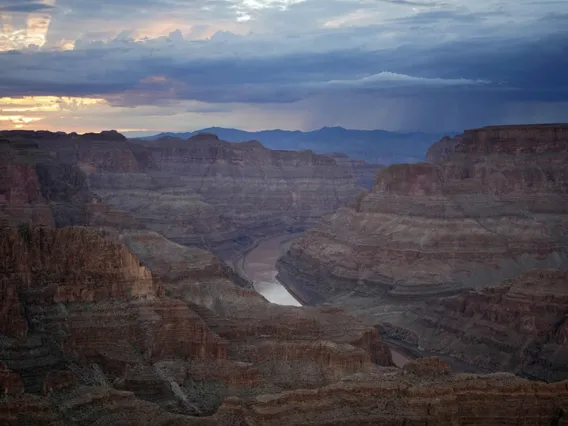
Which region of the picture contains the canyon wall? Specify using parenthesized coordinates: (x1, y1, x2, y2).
(386, 269, 568, 382)
(2, 225, 568, 425)
(111, 133, 361, 257)
(277, 124, 568, 379)
(0, 134, 144, 231)
(0, 130, 364, 261)
(2, 124, 568, 423)
(0, 225, 396, 424)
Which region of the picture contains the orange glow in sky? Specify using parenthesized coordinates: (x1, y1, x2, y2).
(0, 0, 57, 51)
(0, 96, 107, 130)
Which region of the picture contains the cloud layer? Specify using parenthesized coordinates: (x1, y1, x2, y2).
(0, 0, 567, 132)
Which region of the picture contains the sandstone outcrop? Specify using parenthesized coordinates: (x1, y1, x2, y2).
(277, 124, 568, 376)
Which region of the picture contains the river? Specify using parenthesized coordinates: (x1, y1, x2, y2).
(240, 233, 410, 367)
(242, 234, 302, 306)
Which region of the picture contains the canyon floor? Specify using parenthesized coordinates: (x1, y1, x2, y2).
(238, 232, 413, 368)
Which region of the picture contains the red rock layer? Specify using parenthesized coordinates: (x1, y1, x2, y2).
(276, 124, 568, 380)
(278, 124, 568, 301)
(215, 358, 568, 426)
(390, 269, 568, 381)
(0, 140, 54, 227)
(0, 130, 364, 260)
(0, 224, 395, 423)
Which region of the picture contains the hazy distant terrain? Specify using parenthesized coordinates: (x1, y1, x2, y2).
(141, 127, 454, 164)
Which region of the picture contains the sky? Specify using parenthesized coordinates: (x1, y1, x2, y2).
(0, 0, 567, 135)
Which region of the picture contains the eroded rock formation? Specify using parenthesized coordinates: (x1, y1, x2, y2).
(0, 225, 396, 424)
(277, 124, 568, 377)
(2, 226, 567, 424)
(215, 362, 568, 426)
(2, 125, 568, 423)
(101, 133, 361, 257)
(0, 130, 364, 261)
(386, 269, 568, 381)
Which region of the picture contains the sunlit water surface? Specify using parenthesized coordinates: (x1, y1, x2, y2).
(241, 233, 409, 366)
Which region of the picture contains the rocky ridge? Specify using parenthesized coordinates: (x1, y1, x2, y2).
(0, 130, 364, 262)
(2, 226, 568, 425)
(386, 269, 568, 381)
(0, 225, 398, 424)
(277, 124, 568, 379)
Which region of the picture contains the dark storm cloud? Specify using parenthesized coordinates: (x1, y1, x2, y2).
(375, 0, 443, 7)
(1, 0, 568, 131)
(1, 28, 567, 107)
(0, 0, 55, 12)
(391, 9, 500, 25)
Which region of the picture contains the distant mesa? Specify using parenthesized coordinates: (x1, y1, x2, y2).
(188, 132, 220, 141)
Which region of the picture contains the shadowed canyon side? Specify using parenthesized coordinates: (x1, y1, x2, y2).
(277, 124, 568, 380)
(3, 225, 568, 425)
(0, 225, 395, 425)
(0, 130, 381, 263)
(0, 132, 145, 231)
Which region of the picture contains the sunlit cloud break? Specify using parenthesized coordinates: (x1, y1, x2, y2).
(0, 96, 106, 129)
(0, 0, 56, 51)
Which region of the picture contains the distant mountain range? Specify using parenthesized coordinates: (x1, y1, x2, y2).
(139, 127, 457, 164)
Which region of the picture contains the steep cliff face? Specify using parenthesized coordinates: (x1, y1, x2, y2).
(0, 139, 54, 227)
(278, 124, 568, 301)
(92, 133, 361, 258)
(1, 130, 365, 260)
(277, 124, 568, 376)
(0, 136, 137, 230)
(0, 225, 395, 424)
(388, 269, 568, 382)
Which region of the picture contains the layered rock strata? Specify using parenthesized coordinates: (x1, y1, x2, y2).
(0, 225, 394, 424)
(2, 227, 567, 424)
(0, 130, 363, 260)
(386, 269, 568, 382)
(277, 124, 568, 376)
(215, 359, 568, 426)
(279, 124, 568, 300)
(0, 136, 144, 231)
(105, 133, 360, 257)
(0, 139, 54, 227)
